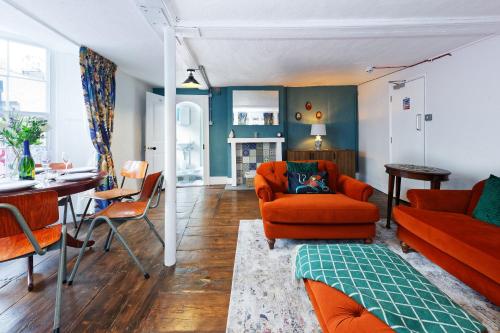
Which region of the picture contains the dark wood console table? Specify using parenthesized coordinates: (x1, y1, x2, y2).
(384, 164, 451, 228)
(287, 149, 356, 177)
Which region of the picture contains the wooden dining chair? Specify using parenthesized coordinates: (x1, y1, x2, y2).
(68, 172, 164, 283)
(48, 162, 79, 230)
(0, 191, 66, 333)
(74, 160, 149, 239)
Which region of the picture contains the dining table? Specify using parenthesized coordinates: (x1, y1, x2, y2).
(0, 171, 105, 286)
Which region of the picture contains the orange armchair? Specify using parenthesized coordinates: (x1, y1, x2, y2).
(255, 160, 379, 249)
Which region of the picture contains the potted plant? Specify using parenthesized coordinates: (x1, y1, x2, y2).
(0, 115, 49, 179)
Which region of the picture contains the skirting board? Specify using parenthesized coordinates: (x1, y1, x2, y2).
(210, 177, 230, 185)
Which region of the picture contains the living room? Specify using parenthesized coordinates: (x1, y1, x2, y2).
(0, 1, 498, 332)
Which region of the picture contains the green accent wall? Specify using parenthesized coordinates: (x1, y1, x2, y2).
(152, 85, 357, 177)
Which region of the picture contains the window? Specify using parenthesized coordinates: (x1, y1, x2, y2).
(0, 38, 50, 175)
(0, 38, 48, 114)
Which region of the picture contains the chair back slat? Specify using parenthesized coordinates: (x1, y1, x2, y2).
(138, 172, 162, 202)
(50, 162, 73, 170)
(0, 191, 59, 238)
(120, 161, 148, 179)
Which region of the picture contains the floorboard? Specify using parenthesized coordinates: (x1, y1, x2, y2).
(0, 186, 388, 332)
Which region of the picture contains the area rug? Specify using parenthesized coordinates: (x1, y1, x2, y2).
(226, 220, 499, 333)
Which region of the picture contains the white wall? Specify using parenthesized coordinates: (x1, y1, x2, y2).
(112, 70, 152, 190)
(359, 36, 500, 192)
(51, 50, 94, 167)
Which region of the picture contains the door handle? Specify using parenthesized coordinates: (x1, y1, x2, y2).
(416, 114, 422, 131)
(147, 146, 157, 150)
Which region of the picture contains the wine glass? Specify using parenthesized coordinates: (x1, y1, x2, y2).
(41, 151, 51, 184)
(62, 152, 70, 173)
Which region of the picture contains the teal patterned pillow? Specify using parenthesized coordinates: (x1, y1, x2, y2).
(288, 171, 332, 194)
(473, 174, 500, 227)
(286, 161, 318, 173)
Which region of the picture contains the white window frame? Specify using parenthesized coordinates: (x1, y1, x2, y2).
(0, 36, 51, 150)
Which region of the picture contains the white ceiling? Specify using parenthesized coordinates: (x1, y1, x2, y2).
(2, 0, 500, 87)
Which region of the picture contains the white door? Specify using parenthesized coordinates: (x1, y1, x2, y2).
(390, 77, 426, 197)
(145, 92, 165, 174)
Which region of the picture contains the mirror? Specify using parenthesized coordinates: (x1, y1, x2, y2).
(232, 90, 279, 125)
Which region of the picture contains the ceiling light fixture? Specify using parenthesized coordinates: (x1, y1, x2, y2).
(182, 69, 201, 89)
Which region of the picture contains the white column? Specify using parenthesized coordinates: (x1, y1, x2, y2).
(164, 26, 176, 267)
(231, 141, 237, 186)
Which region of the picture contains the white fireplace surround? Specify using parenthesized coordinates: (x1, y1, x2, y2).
(227, 137, 285, 186)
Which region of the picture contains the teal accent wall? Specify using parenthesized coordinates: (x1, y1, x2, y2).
(210, 88, 229, 176)
(152, 85, 357, 177)
(286, 86, 358, 151)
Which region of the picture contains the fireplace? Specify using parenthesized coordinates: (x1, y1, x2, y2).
(227, 137, 285, 186)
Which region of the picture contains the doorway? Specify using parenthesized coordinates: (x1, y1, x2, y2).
(389, 76, 427, 197)
(145, 92, 210, 187)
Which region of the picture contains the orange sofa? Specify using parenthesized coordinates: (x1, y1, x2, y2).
(393, 180, 500, 306)
(255, 160, 379, 249)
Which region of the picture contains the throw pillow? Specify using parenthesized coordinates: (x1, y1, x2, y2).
(286, 161, 318, 173)
(473, 174, 500, 227)
(288, 171, 333, 194)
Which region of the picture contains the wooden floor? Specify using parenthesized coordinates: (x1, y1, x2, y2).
(0, 186, 388, 333)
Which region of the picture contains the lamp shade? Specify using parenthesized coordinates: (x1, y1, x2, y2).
(310, 124, 326, 136)
(182, 69, 201, 89)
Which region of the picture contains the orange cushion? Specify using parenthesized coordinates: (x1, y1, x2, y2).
(466, 180, 486, 215)
(0, 224, 62, 262)
(304, 279, 393, 333)
(89, 188, 139, 200)
(393, 206, 500, 283)
(96, 202, 147, 219)
(262, 193, 379, 224)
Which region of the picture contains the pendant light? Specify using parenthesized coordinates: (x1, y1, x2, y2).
(182, 68, 201, 89)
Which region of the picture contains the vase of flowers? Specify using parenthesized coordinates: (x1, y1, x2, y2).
(0, 115, 49, 178)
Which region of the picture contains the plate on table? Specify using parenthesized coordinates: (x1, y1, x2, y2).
(63, 166, 97, 174)
(35, 167, 45, 174)
(0, 180, 38, 192)
(57, 172, 98, 181)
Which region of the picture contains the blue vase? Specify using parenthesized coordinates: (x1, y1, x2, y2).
(18, 140, 35, 180)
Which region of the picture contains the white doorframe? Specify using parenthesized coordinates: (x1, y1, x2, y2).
(175, 94, 210, 185)
(388, 75, 427, 164)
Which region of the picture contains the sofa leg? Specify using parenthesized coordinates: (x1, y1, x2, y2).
(266, 238, 276, 250)
(364, 238, 373, 244)
(401, 242, 410, 253)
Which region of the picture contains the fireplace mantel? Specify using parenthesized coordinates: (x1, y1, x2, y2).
(227, 137, 285, 186)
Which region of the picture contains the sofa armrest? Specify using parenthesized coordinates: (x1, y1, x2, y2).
(407, 189, 472, 213)
(254, 174, 274, 202)
(337, 175, 373, 202)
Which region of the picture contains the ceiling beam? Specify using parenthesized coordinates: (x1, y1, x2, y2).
(178, 16, 500, 40)
(135, 0, 210, 88)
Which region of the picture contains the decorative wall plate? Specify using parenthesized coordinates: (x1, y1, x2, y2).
(295, 112, 302, 121)
(315, 111, 322, 119)
(305, 101, 312, 111)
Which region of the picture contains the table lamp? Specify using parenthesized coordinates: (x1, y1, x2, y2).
(310, 124, 326, 150)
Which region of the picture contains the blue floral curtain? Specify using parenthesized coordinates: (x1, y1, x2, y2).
(79, 46, 117, 209)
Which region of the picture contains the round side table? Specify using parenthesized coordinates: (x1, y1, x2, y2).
(384, 164, 451, 228)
